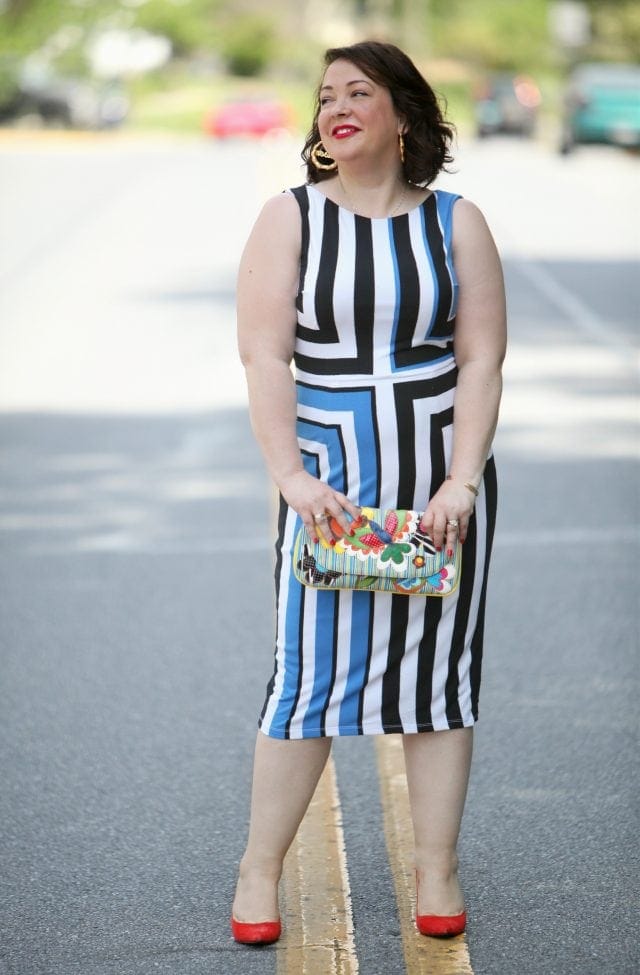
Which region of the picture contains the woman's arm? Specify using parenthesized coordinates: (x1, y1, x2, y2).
(237, 193, 359, 540)
(420, 198, 507, 550)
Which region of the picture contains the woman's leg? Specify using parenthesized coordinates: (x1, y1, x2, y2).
(232, 731, 333, 921)
(402, 727, 473, 916)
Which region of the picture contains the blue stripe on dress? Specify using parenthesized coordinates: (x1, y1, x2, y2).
(269, 453, 319, 738)
(273, 545, 304, 737)
(338, 592, 372, 733)
(297, 383, 380, 506)
(298, 418, 347, 491)
(303, 592, 338, 736)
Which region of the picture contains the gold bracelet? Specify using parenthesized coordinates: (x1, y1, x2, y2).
(446, 475, 479, 497)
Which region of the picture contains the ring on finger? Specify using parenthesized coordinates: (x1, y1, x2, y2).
(314, 512, 327, 522)
(446, 519, 459, 529)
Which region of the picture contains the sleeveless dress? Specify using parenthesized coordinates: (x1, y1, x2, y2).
(259, 184, 497, 740)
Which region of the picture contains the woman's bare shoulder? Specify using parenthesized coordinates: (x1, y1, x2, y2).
(245, 190, 303, 253)
(451, 197, 499, 251)
(451, 196, 489, 227)
(240, 191, 300, 263)
(257, 189, 303, 224)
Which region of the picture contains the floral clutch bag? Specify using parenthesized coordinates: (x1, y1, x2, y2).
(292, 507, 461, 597)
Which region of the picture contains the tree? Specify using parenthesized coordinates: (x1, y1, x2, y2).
(428, 0, 553, 72)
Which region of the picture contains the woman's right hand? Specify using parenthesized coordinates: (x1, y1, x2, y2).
(278, 470, 360, 543)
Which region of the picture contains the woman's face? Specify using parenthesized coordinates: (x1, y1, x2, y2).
(317, 58, 403, 167)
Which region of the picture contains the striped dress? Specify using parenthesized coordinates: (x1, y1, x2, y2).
(259, 184, 497, 739)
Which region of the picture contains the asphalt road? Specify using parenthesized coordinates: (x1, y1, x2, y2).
(0, 132, 638, 975)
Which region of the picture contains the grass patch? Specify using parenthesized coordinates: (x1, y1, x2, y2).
(124, 63, 477, 139)
(126, 69, 315, 136)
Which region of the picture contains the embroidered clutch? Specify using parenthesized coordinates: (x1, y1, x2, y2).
(292, 507, 461, 597)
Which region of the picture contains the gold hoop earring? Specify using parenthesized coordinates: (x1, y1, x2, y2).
(311, 141, 337, 171)
(399, 132, 406, 165)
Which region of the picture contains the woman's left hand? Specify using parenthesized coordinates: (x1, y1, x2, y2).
(419, 480, 476, 553)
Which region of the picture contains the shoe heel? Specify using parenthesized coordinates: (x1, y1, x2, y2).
(415, 871, 466, 937)
(231, 916, 282, 945)
(416, 910, 466, 937)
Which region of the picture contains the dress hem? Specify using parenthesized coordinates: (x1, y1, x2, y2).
(258, 717, 478, 740)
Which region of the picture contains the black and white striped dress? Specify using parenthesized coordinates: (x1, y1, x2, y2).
(259, 184, 497, 739)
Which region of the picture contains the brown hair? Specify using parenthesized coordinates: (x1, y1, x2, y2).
(302, 40, 454, 186)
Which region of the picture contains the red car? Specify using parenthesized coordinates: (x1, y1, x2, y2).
(204, 98, 291, 138)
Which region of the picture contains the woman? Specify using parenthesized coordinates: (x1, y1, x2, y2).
(232, 40, 506, 945)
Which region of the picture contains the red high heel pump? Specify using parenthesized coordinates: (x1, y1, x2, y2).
(415, 872, 466, 937)
(416, 910, 466, 937)
(231, 916, 282, 945)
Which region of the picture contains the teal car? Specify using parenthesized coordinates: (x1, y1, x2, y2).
(561, 62, 640, 153)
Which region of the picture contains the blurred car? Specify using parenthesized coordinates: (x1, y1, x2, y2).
(0, 56, 28, 122)
(203, 97, 291, 138)
(560, 62, 640, 154)
(20, 77, 129, 129)
(0, 62, 129, 129)
(474, 73, 541, 138)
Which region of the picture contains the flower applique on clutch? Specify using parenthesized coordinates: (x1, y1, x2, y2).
(293, 508, 460, 596)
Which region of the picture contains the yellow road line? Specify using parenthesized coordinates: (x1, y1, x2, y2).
(279, 755, 359, 975)
(375, 736, 475, 975)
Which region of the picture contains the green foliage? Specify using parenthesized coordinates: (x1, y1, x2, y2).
(219, 13, 277, 77)
(0, 56, 20, 104)
(586, 0, 640, 62)
(0, 0, 115, 100)
(133, 0, 222, 57)
(1, 0, 116, 57)
(3, 0, 637, 79)
(1, 0, 636, 128)
(429, 0, 640, 70)
(429, 0, 553, 72)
